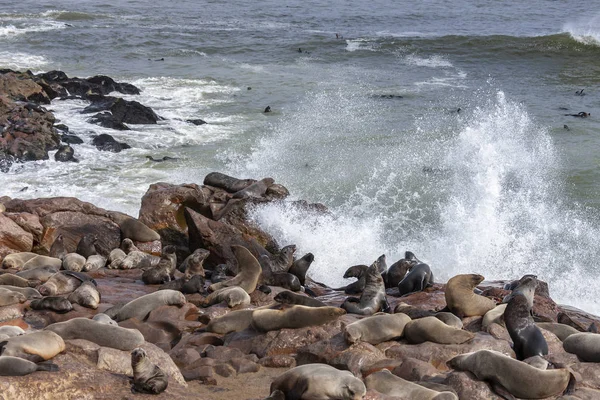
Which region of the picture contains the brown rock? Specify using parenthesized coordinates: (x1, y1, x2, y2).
(170, 347, 201, 369)
(258, 355, 296, 368)
(229, 357, 261, 374)
(203, 345, 245, 362)
(0, 72, 50, 103)
(570, 363, 600, 390)
(0, 213, 33, 259)
(3, 212, 43, 244)
(214, 362, 236, 377)
(558, 306, 600, 332)
(329, 342, 386, 377)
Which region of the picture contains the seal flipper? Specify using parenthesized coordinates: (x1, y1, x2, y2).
(0, 340, 7, 354)
(303, 287, 317, 297)
(380, 296, 391, 313)
(490, 381, 517, 400)
(36, 362, 59, 372)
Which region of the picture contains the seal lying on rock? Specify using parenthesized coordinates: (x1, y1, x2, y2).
(1, 252, 38, 270)
(274, 290, 327, 307)
(67, 281, 100, 309)
(22, 255, 63, 271)
(45, 317, 144, 351)
(0, 330, 65, 362)
(447, 349, 574, 399)
(16, 266, 57, 282)
(344, 313, 411, 345)
(83, 255, 106, 271)
(0, 356, 58, 376)
(38, 271, 92, 296)
(62, 253, 86, 272)
(205, 309, 255, 334)
(403, 316, 474, 344)
(0, 287, 26, 306)
(93, 313, 118, 325)
(270, 363, 366, 400)
(203, 172, 256, 193)
(365, 369, 457, 399)
(159, 275, 205, 294)
(209, 245, 261, 294)
(30, 296, 73, 313)
(482, 304, 507, 331)
(112, 214, 161, 242)
(142, 245, 177, 284)
(563, 332, 600, 362)
(0, 326, 25, 337)
(341, 263, 387, 315)
(0, 285, 41, 299)
(203, 286, 250, 308)
(0, 273, 33, 287)
(131, 347, 168, 394)
(385, 251, 419, 288)
(398, 262, 434, 296)
(208, 263, 228, 283)
(252, 305, 345, 332)
(536, 322, 579, 341)
(445, 274, 496, 318)
(111, 289, 186, 322)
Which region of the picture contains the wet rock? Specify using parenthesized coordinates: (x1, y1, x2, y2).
(88, 112, 130, 131)
(0, 72, 50, 104)
(60, 133, 83, 144)
(558, 306, 600, 332)
(110, 98, 160, 124)
(0, 213, 33, 259)
(54, 144, 78, 162)
(187, 119, 206, 125)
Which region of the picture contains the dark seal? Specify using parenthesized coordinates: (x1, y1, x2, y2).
(397, 262, 434, 296)
(288, 252, 314, 285)
(76, 234, 97, 258)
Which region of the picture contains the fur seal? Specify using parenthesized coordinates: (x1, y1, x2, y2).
(203, 172, 257, 193)
(45, 317, 144, 350)
(270, 364, 366, 400)
(0, 287, 26, 306)
(339, 264, 368, 294)
(252, 305, 345, 332)
(0, 273, 34, 287)
(536, 322, 579, 341)
(404, 316, 474, 344)
(203, 286, 250, 308)
(160, 275, 205, 294)
(49, 234, 67, 260)
(447, 349, 573, 399)
(0, 356, 58, 376)
(113, 290, 186, 322)
(268, 245, 296, 273)
(434, 312, 464, 329)
(142, 245, 177, 284)
(111, 214, 160, 242)
(0, 285, 41, 299)
(1, 252, 38, 270)
(30, 296, 73, 313)
(267, 272, 302, 291)
(83, 254, 106, 271)
(0, 326, 25, 337)
(504, 275, 547, 360)
(117, 244, 152, 270)
(288, 252, 314, 285)
(563, 332, 600, 362)
(344, 313, 411, 345)
(67, 281, 100, 309)
(0, 330, 65, 362)
(398, 262, 434, 296)
(341, 263, 387, 315)
(445, 274, 496, 318)
(92, 313, 118, 325)
(131, 347, 168, 394)
(232, 177, 274, 199)
(21, 255, 63, 271)
(208, 263, 228, 283)
(38, 271, 86, 296)
(386, 251, 418, 288)
(394, 302, 437, 319)
(16, 266, 58, 282)
(206, 309, 255, 334)
(62, 253, 86, 272)
(183, 248, 210, 279)
(108, 248, 127, 269)
(365, 369, 457, 399)
(76, 234, 97, 258)
(482, 304, 507, 331)
(209, 245, 261, 294)
(274, 290, 327, 307)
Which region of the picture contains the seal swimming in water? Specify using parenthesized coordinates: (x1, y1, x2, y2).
(131, 347, 168, 394)
(503, 275, 548, 360)
(445, 274, 496, 318)
(341, 263, 387, 315)
(270, 364, 366, 400)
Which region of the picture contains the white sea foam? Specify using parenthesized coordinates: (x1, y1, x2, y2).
(564, 15, 600, 46)
(0, 20, 66, 38)
(0, 51, 48, 70)
(405, 54, 453, 68)
(345, 39, 378, 52)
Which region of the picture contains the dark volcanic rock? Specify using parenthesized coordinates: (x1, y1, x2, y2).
(54, 144, 78, 162)
(81, 95, 118, 114)
(92, 134, 131, 152)
(88, 112, 130, 131)
(60, 134, 84, 145)
(110, 98, 160, 124)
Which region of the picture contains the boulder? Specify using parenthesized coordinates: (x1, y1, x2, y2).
(0, 213, 33, 260)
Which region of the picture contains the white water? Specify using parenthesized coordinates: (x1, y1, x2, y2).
(564, 14, 600, 46)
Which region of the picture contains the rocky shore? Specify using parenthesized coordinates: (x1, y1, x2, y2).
(1, 70, 600, 399)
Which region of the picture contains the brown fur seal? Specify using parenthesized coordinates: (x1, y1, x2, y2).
(504, 275, 547, 360)
(112, 214, 161, 242)
(445, 274, 496, 317)
(205, 309, 255, 334)
(1, 252, 38, 270)
(288, 252, 314, 285)
(386, 251, 419, 288)
(76, 233, 97, 258)
(16, 266, 57, 282)
(274, 290, 327, 307)
(338, 264, 368, 294)
(398, 262, 434, 296)
(21, 255, 63, 271)
(0, 330, 65, 362)
(113, 289, 186, 322)
(108, 248, 127, 269)
(268, 244, 296, 273)
(0, 326, 25, 337)
(404, 316, 474, 344)
(394, 302, 437, 319)
(0, 288, 26, 306)
(0, 356, 58, 376)
(344, 313, 411, 345)
(62, 253, 86, 272)
(341, 263, 387, 315)
(536, 322, 579, 341)
(208, 263, 228, 283)
(30, 296, 73, 313)
(0, 273, 33, 287)
(142, 245, 177, 284)
(92, 313, 118, 325)
(38, 271, 86, 296)
(67, 281, 100, 309)
(203, 286, 250, 308)
(434, 312, 464, 329)
(563, 332, 600, 362)
(131, 347, 168, 394)
(232, 177, 274, 199)
(183, 248, 210, 279)
(252, 305, 345, 332)
(482, 304, 507, 331)
(266, 272, 302, 291)
(116, 239, 152, 269)
(49, 234, 67, 260)
(159, 275, 205, 294)
(45, 317, 144, 350)
(270, 363, 366, 400)
(447, 349, 573, 399)
(209, 245, 261, 294)
(203, 172, 256, 193)
(83, 254, 106, 271)
(0, 285, 41, 299)
(365, 369, 457, 399)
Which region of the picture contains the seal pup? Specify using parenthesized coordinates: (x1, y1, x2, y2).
(338, 264, 368, 294)
(67, 281, 100, 309)
(270, 363, 366, 400)
(288, 252, 314, 285)
(344, 313, 411, 345)
(0, 330, 65, 362)
(447, 349, 574, 399)
(365, 369, 457, 399)
(445, 274, 496, 318)
(397, 262, 434, 296)
(49, 234, 67, 260)
(1, 252, 38, 270)
(159, 275, 205, 294)
(504, 275, 548, 360)
(203, 286, 250, 308)
(341, 263, 387, 315)
(208, 263, 228, 283)
(208, 245, 261, 294)
(131, 347, 168, 394)
(0, 356, 58, 376)
(178, 248, 209, 273)
(76, 233, 97, 258)
(274, 290, 327, 307)
(386, 251, 419, 288)
(83, 254, 106, 271)
(45, 318, 144, 351)
(563, 332, 600, 362)
(108, 247, 127, 269)
(206, 309, 255, 334)
(404, 316, 474, 344)
(117, 239, 153, 269)
(62, 253, 86, 272)
(29, 297, 73, 313)
(252, 305, 346, 332)
(268, 244, 296, 273)
(142, 245, 177, 284)
(112, 289, 186, 322)
(183, 248, 210, 279)
(0, 287, 26, 306)
(0, 326, 24, 337)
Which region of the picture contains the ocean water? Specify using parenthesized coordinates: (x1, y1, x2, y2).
(2, 1, 600, 313)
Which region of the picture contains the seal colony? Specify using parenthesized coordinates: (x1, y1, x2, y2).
(0, 171, 599, 399)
